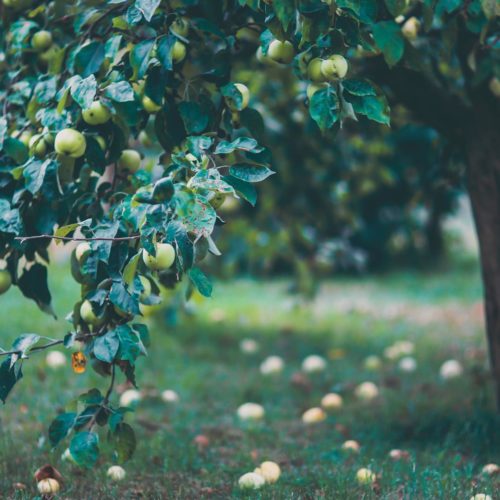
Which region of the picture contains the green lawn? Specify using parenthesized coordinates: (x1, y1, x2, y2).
(0, 261, 498, 499)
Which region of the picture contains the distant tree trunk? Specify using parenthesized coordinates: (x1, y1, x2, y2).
(425, 202, 444, 261)
(466, 109, 500, 408)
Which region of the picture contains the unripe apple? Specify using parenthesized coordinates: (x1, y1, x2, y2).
(55, 129, 86, 158)
(489, 77, 500, 97)
(306, 82, 328, 100)
(75, 242, 91, 262)
(402, 17, 420, 41)
(321, 55, 348, 80)
(172, 41, 186, 63)
(107, 465, 126, 481)
(37, 478, 60, 494)
(138, 130, 153, 147)
(238, 472, 265, 490)
(254, 461, 281, 484)
(28, 134, 47, 158)
(82, 101, 111, 125)
(171, 17, 189, 37)
(118, 149, 141, 173)
(142, 243, 176, 270)
(96, 135, 106, 150)
(80, 299, 104, 326)
(139, 276, 151, 300)
(307, 58, 325, 82)
(15, 130, 33, 147)
(38, 44, 60, 65)
(267, 40, 295, 64)
(234, 83, 250, 109)
(142, 96, 162, 113)
(31, 30, 53, 51)
(209, 192, 226, 209)
(356, 468, 376, 485)
(0, 269, 12, 294)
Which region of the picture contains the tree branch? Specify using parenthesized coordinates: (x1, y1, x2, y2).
(14, 234, 140, 243)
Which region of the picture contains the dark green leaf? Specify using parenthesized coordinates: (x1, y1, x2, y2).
(0, 356, 23, 403)
(69, 431, 99, 468)
(105, 81, 135, 102)
(372, 21, 405, 67)
(229, 164, 275, 183)
(111, 422, 136, 463)
(188, 267, 212, 297)
(74, 41, 105, 78)
(93, 331, 119, 363)
(48, 412, 76, 447)
(309, 87, 339, 130)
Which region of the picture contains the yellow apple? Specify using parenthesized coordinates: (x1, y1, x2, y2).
(54, 129, 86, 158)
(31, 30, 53, 51)
(142, 243, 176, 270)
(307, 58, 325, 82)
(142, 96, 162, 113)
(139, 276, 151, 300)
(306, 82, 328, 99)
(234, 83, 250, 109)
(321, 55, 348, 80)
(80, 299, 104, 326)
(171, 17, 189, 37)
(118, 149, 141, 172)
(267, 39, 295, 64)
(172, 41, 186, 63)
(37, 479, 60, 495)
(75, 242, 91, 262)
(82, 101, 111, 125)
(0, 269, 12, 294)
(29, 134, 47, 158)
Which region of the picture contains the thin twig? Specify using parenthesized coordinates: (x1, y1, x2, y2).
(15, 234, 140, 243)
(0, 339, 64, 357)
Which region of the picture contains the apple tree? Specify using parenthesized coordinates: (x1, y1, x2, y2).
(0, 0, 498, 467)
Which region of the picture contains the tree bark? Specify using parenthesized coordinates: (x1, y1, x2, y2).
(466, 110, 500, 407)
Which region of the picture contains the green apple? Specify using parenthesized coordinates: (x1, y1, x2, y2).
(139, 276, 151, 300)
(308, 58, 324, 82)
(267, 40, 295, 64)
(14, 130, 33, 147)
(29, 134, 47, 158)
(118, 149, 141, 172)
(171, 17, 189, 37)
(42, 127, 55, 145)
(306, 82, 328, 100)
(82, 101, 111, 125)
(114, 304, 133, 319)
(95, 135, 106, 150)
(0, 269, 12, 294)
(38, 44, 60, 65)
(209, 192, 226, 209)
(490, 77, 500, 97)
(31, 30, 53, 51)
(142, 96, 162, 113)
(172, 41, 186, 63)
(55, 129, 86, 158)
(142, 243, 176, 270)
(138, 130, 153, 147)
(235, 83, 250, 109)
(402, 17, 420, 41)
(75, 242, 91, 263)
(80, 299, 104, 326)
(320, 55, 348, 80)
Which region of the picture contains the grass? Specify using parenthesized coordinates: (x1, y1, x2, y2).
(0, 259, 498, 499)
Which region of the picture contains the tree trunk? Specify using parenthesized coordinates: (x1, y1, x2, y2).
(466, 114, 500, 408)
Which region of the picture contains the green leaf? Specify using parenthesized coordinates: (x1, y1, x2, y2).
(309, 87, 339, 130)
(372, 21, 405, 67)
(74, 41, 105, 78)
(0, 117, 7, 149)
(116, 325, 147, 364)
(436, 0, 462, 16)
(214, 137, 263, 155)
(104, 81, 135, 102)
(3, 137, 28, 164)
(130, 39, 155, 80)
(342, 79, 377, 97)
(69, 431, 99, 468)
(348, 94, 391, 125)
(111, 423, 136, 463)
(273, 0, 297, 31)
(109, 280, 141, 315)
(123, 253, 140, 287)
(135, 0, 161, 22)
(93, 331, 119, 363)
(188, 267, 212, 297)
(165, 221, 193, 271)
(55, 219, 91, 239)
(223, 175, 257, 206)
(11, 334, 40, 356)
(156, 35, 177, 71)
(48, 412, 76, 447)
(178, 102, 209, 135)
(384, 0, 407, 16)
(23, 159, 55, 194)
(0, 356, 23, 403)
(229, 164, 275, 183)
(221, 83, 246, 111)
(18, 264, 55, 317)
(70, 75, 97, 109)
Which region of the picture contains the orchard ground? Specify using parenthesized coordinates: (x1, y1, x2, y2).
(0, 259, 499, 498)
